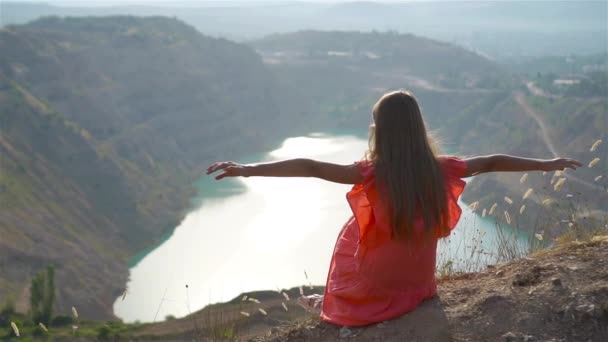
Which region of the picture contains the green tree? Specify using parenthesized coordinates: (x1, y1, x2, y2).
(42, 266, 55, 324)
(29, 266, 55, 325)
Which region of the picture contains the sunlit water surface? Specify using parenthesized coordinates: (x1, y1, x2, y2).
(114, 134, 528, 322)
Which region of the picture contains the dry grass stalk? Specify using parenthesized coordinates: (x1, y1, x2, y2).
(489, 203, 498, 215)
(523, 188, 533, 200)
(588, 158, 600, 168)
(11, 322, 19, 337)
(590, 139, 602, 152)
(554, 178, 567, 191)
(469, 201, 480, 211)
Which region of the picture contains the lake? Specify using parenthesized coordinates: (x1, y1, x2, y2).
(113, 133, 528, 322)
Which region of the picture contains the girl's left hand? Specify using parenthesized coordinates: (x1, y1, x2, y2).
(206, 161, 249, 180)
(544, 158, 583, 171)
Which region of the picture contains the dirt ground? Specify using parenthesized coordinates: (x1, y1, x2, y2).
(248, 236, 608, 342)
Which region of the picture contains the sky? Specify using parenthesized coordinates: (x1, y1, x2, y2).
(5, 0, 395, 3)
(4, 0, 573, 7)
(3, 0, 478, 4)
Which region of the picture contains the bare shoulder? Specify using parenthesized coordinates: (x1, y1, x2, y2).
(460, 156, 492, 177)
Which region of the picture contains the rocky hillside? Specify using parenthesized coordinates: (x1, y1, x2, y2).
(459, 91, 607, 233)
(252, 30, 503, 85)
(248, 30, 510, 135)
(0, 16, 285, 319)
(250, 236, 608, 341)
(0, 77, 133, 319)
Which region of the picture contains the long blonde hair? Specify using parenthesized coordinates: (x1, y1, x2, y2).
(366, 90, 448, 238)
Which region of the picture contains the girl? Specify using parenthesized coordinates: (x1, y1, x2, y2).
(206, 90, 582, 327)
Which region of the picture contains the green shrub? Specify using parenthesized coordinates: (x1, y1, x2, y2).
(96, 324, 112, 340)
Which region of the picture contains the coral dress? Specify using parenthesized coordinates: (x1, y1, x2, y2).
(320, 156, 467, 326)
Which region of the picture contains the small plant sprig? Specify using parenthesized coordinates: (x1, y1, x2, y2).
(71, 306, 79, 335)
(11, 321, 20, 337)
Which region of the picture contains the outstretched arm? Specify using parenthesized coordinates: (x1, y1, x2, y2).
(463, 154, 582, 177)
(206, 159, 363, 184)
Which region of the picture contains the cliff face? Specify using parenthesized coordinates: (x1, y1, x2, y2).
(0, 78, 132, 318)
(0, 17, 284, 318)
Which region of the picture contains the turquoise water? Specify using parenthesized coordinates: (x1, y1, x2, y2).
(113, 133, 529, 322)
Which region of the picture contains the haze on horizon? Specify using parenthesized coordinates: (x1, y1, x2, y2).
(3, 0, 605, 60)
(2, 0, 437, 7)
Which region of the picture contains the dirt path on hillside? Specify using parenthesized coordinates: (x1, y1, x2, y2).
(514, 92, 560, 157)
(514, 91, 604, 193)
(525, 81, 560, 99)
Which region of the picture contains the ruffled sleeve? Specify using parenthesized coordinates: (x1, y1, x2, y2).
(436, 156, 468, 238)
(346, 161, 392, 250)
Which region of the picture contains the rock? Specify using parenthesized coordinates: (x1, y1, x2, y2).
(339, 326, 354, 339)
(551, 278, 562, 286)
(339, 298, 452, 340)
(502, 331, 523, 342)
(512, 267, 542, 286)
(500, 332, 536, 342)
(575, 304, 595, 314)
(302, 326, 319, 339)
(376, 321, 388, 329)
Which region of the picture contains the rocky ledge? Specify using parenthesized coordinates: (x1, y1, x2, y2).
(252, 236, 608, 342)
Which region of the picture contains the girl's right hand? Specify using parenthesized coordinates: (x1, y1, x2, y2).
(544, 158, 583, 171)
(206, 161, 249, 180)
